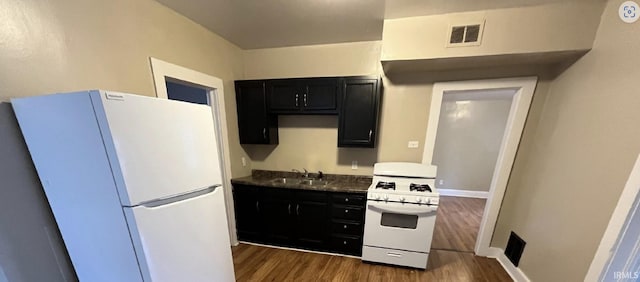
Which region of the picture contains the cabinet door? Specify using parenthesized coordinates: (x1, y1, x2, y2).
(295, 191, 329, 251)
(338, 77, 381, 147)
(267, 80, 301, 113)
(235, 81, 278, 144)
(301, 78, 339, 113)
(261, 189, 295, 245)
(232, 185, 263, 242)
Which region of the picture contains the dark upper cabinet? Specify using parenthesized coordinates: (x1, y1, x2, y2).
(235, 81, 278, 144)
(266, 80, 299, 112)
(338, 77, 382, 148)
(267, 78, 339, 114)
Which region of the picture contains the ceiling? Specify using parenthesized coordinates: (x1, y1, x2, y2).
(156, 0, 603, 50)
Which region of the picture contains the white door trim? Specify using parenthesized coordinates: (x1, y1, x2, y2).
(585, 153, 640, 281)
(421, 77, 538, 256)
(149, 57, 238, 246)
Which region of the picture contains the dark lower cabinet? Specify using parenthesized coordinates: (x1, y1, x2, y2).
(232, 185, 262, 242)
(232, 185, 365, 256)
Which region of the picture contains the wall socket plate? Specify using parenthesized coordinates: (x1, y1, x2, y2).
(241, 157, 247, 167)
(408, 141, 419, 148)
(351, 160, 358, 170)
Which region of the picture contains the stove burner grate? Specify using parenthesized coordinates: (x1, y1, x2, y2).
(376, 181, 396, 190)
(410, 183, 432, 192)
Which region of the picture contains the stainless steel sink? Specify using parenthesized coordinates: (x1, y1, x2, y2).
(271, 178, 301, 184)
(300, 179, 329, 186)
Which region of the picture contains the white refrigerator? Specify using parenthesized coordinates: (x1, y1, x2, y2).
(11, 90, 236, 282)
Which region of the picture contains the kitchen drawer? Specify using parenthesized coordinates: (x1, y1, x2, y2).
(330, 235, 362, 256)
(331, 205, 364, 221)
(331, 193, 365, 206)
(331, 220, 363, 236)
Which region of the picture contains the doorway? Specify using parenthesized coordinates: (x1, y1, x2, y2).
(430, 89, 515, 253)
(422, 77, 537, 257)
(149, 57, 238, 246)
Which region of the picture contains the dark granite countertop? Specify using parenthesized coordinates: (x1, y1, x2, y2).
(231, 170, 372, 193)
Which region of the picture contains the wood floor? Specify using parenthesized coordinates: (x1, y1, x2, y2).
(232, 196, 509, 281)
(432, 196, 487, 252)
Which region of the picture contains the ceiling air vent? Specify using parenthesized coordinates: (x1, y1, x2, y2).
(447, 20, 485, 47)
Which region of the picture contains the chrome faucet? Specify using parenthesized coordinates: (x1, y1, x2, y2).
(292, 168, 309, 178)
(291, 168, 309, 178)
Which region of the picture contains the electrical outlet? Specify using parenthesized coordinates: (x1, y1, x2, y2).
(408, 141, 419, 148)
(439, 179, 444, 185)
(241, 157, 247, 167)
(351, 161, 358, 170)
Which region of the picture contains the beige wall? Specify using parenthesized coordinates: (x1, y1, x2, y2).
(243, 41, 384, 175)
(0, 0, 250, 178)
(491, 1, 640, 281)
(0, 103, 75, 281)
(242, 40, 555, 175)
(382, 1, 604, 61)
(0, 0, 248, 279)
(433, 98, 512, 192)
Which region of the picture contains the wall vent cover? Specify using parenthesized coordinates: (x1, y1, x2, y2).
(504, 231, 526, 267)
(446, 20, 485, 47)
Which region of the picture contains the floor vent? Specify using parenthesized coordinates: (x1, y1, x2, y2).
(447, 21, 484, 47)
(504, 231, 526, 267)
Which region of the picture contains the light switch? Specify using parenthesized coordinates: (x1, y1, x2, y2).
(408, 141, 419, 148)
(351, 161, 358, 170)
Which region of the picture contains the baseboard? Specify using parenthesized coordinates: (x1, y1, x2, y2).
(487, 247, 531, 282)
(437, 188, 489, 199)
(238, 241, 361, 259)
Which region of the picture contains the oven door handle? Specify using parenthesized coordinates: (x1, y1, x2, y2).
(368, 203, 438, 216)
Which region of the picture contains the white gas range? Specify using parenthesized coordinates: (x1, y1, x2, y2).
(362, 162, 439, 269)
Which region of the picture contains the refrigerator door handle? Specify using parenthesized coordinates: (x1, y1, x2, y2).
(135, 185, 220, 208)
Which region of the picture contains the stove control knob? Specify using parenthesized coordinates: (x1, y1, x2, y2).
(416, 197, 423, 204)
(399, 197, 406, 202)
(373, 194, 381, 200)
(383, 195, 389, 201)
(424, 198, 431, 204)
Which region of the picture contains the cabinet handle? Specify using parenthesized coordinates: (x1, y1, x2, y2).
(296, 204, 300, 216)
(288, 203, 292, 215)
(368, 129, 372, 142)
(256, 201, 260, 212)
(303, 93, 308, 107)
(295, 94, 299, 107)
(345, 209, 349, 213)
(345, 198, 349, 202)
(343, 241, 348, 245)
(343, 225, 348, 229)
(263, 128, 267, 140)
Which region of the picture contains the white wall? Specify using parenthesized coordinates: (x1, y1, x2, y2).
(432, 94, 512, 191)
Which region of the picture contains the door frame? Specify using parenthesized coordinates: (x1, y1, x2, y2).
(585, 153, 640, 281)
(149, 57, 238, 245)
(421, 77, 538, 256)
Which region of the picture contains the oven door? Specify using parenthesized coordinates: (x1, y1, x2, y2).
(363, 201, 438, 252)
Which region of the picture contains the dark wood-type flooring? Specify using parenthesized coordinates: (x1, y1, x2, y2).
(232, 196, 510, 281)
(432, 196, 486, 252)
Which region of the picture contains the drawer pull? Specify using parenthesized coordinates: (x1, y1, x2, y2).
(387, 252, 402, 258)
